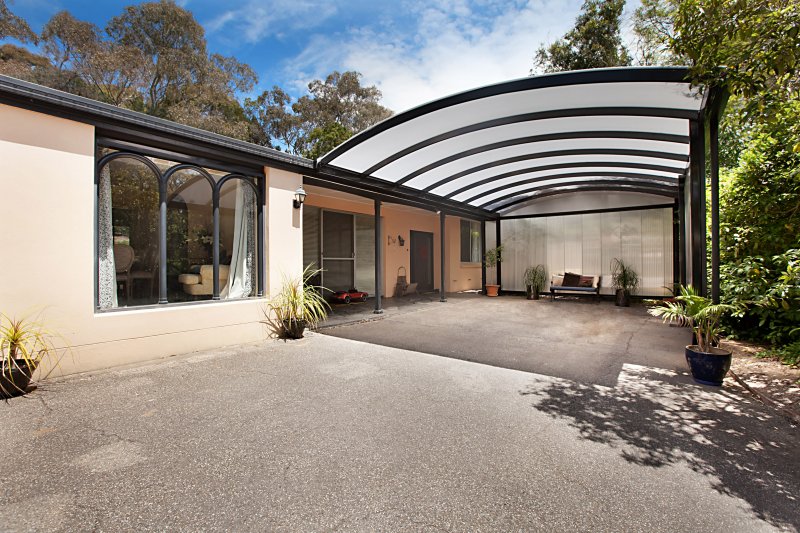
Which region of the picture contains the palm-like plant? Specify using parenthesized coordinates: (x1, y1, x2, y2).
(264, 266, 330, 339)
(611, 258, 640, 296)
(648, 285, 736, 352)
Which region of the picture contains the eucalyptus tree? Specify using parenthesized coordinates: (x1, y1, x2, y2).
(533, 0, 630, 73)
(246, 71, 392, 157)
(0, 0, 35, 42)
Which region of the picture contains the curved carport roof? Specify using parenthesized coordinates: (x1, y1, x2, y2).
(315, 66, 726, 299)
(318, 67, 714, 217)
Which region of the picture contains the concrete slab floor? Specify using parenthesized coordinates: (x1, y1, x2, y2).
(322, 294, 693, 387)
(0, 334, 797, 532)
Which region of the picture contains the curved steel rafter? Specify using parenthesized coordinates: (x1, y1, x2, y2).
(491, 184, 679, 212)
(410, 148, 687, 193)
(354, 107, 696, 177)
(478, 178, 678, 209)
(320, 66, 696, 165)
(459, 171, 678, 205)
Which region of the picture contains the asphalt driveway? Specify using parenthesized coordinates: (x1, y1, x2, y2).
(323, 294, 692, 386)
(1, 333, 797, 532)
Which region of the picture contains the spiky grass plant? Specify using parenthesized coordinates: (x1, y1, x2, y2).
(523, 264, 547, 296)
(264, 266, 330, 339)
(0, 313, 62, 396)
(648, 285, 737, 353)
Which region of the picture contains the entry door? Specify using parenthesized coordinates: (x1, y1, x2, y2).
(410, 230, 434, 292)
(322, 211, 355, 291)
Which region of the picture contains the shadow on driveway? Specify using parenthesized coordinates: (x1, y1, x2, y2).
(521, 365, 800, 530)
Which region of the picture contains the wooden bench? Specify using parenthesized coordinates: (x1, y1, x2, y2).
(549, 273, 601, 300)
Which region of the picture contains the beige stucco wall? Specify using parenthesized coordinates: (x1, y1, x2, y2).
(0, 104, 304, 377)
(304, 188, 482, 296)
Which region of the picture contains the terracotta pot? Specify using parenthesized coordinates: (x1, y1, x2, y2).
(685, 345, 732, 386)
(485, 284, 500, 297)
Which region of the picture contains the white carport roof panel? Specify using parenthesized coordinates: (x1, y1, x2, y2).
(375, 116, 691, 183)
(418, 154, 686, 196)
(410, 141, 689, 193)
(449, 163, 681, 204)
(491, 183, 678, 212)
(470, 174, 678, 207)
(327, 81, 701, 173)
(444, 161, 682, 203)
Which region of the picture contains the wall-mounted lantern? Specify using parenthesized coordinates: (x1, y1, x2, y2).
(398, 235, 405, 246)
(293, 186, 307, 209)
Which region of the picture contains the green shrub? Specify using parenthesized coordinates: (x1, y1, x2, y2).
(757, 341, 800, 368)
(721, 247, 800, 346)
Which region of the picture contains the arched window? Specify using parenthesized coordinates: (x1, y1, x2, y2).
(97, 151, 161, 309)
(219, 177, 258, 299)
(97, 148, 263, 309)
(166, 166, 215, 302)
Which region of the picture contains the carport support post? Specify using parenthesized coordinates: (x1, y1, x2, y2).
(439, 210, 447, 302)
(689, 119, 706, 296)
(678, 175, 687, 287)
(710, 109, 721, 304)
(495, 220, 502, 293)
(373, 199, 383, 314)
(480, 220, 487, 293)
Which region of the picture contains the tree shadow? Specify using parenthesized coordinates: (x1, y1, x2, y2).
(521, 364, 800, 529)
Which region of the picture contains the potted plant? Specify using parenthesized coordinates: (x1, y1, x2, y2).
(483, 244, 504, 297)
(523, 265, 547, 300)
(264, 266, 330, 339)
(648, 285, 737, 386)
(611, 258, 640, 307)
(1, 313, 61, 398)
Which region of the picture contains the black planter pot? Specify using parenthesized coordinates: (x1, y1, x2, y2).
(615, 289, 630, 307)
(525, 286, 540, 300)
(281, 318, 307, 339)
(685, 345, 732, 386)
(0, 359, 35, 398)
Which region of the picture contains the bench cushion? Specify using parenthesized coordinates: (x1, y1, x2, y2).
(551, 285, 598, 293)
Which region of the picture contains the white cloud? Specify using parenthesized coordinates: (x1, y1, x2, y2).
(206, 0, 339, 44)
(284, 0, 585, 112)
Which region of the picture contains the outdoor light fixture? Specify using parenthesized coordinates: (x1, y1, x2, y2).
(293, 186, 306, 209)
(398, 235, 405, 246)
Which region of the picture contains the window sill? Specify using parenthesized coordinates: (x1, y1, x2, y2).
(95, 295, 264, 315)
(460, 262, 482, 268)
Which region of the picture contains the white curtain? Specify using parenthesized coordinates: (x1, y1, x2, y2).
(222, 181, 256, 299)
(98, 166, 118, 309)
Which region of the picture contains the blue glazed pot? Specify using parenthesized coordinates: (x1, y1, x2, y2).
(685, 345, 732, 386)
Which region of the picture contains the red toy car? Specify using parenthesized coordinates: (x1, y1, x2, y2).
(330, 289, 369, 304)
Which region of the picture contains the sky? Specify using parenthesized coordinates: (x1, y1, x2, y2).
(5, 0, 643, 113)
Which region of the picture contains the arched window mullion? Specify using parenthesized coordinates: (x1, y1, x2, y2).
(164, 164, 216, 303)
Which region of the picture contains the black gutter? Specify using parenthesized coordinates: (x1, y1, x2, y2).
(0, 74, 313, 175)
(314, 164, 498, 220)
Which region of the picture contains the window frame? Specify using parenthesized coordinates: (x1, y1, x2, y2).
(460, 219, 482, 265)
(95, 141, 266, 312)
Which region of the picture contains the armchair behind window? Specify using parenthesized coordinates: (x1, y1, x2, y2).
(113, 243, 135, 303)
